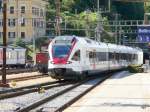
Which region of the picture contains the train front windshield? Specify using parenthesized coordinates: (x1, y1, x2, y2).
(52, 45, 71, 58)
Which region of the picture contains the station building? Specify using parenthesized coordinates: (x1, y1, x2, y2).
(0, 0, 47, 42)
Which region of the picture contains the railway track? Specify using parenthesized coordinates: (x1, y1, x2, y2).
(0, 74, 48, 83)
(0, 72, 114, 112)
(0, 80, 67, 99)
(30, 75, 111, 112)
(0, 68, 37, 75)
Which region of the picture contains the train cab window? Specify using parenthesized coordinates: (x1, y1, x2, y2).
(52, 45, 71, 58)
(72, 50, 80, 61)
(135, 54, 138, 60)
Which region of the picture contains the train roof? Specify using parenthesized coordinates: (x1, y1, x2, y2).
(52, 36, 143, 53)
(75, 36, 142, 53)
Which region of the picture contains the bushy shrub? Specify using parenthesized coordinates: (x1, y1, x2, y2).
(127, 64, 144, 73)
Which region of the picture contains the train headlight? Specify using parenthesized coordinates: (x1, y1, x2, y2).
(66, 61, 72, 64)
(50, 61, 55, 64)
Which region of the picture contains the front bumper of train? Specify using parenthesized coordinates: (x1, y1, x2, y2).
(48, 68, 82, 79)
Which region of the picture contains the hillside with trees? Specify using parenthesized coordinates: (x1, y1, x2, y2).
(46, 0, 145, 43)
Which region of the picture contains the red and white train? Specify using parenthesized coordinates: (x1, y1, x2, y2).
(48, 36, 143, 80)
(0, 46, 26, 68)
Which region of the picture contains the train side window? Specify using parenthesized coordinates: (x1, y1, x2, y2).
(89, 52, 93, 59)
(72, 50, 80, 61)
(109, 52, 115, 61)
(98, 52, 107, 61)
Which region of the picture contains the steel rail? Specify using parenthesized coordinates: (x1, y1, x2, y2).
(0, 74, 48, 83)
(17, 76, 110, 112)
(55, 74, 112, 112)
(0, 81, 70, 100)
(0, 80, 64, 94)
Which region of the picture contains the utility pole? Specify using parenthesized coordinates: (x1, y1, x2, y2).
(85, 10, 90, 38)
(33, 29, 36, 66)
(108, 0, 111, 12)
(96, 0, 102, 42)
(115, 13, 119, 44)
(55, 0, 61, 36)
(0, 0, 8, 87)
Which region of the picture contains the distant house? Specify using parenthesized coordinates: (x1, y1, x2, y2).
(0, 0, 47, 42)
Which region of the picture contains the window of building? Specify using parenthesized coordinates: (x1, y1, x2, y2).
(10, 6, 14, 14)
(36, 8, 39, 16)
(40, 21, 43, 28)
(8, 32, 15, 38)
(40, 9, 44, 17)
(32, 18, 35, 27)
(21, 18, 25, 26)
(37, 20, 40, 27)
(32, 7, 35, 15)
(34, 19, 36, 27)
(0, 32, 3, 38)
(21, 6, 25, 14)
(21, 32, 25, 38)
(8, 19, 16, 27)
(0, 19, 3, 27)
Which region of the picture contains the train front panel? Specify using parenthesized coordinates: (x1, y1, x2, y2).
(48, 36, 83, 79)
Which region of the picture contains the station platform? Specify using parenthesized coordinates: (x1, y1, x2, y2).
(0, 72, 55, 89)
(64, 71, 150, 112)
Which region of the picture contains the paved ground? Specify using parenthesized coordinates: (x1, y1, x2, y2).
(64, 71, 150, 112)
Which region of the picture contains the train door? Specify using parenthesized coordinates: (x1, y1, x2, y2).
(70, 49, 81, 72)
(16, 51, 19, 64)
(88, 51, 96, 73)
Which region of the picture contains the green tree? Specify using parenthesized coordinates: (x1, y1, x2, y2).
(35, 37, 49, 51)
(13, 37, 26, 47)
(112, 1, 144, 20)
